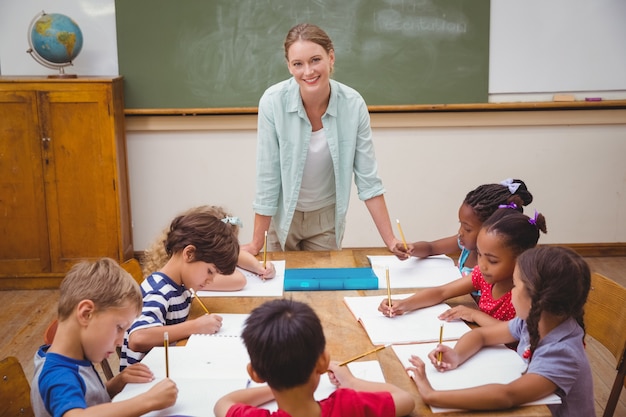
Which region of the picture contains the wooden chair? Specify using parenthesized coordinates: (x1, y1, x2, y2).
(0, 356, 34, 417)
(121, 258, 145, 285)
(43, 319, 115, 381)
(584, 272, 626, 417)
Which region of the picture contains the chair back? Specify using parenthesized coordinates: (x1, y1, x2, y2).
(584, 272, 626, 417)
(0, 356, 34, 417)
(121, 258, 144, 285)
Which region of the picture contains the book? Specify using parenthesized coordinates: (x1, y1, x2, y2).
(367, 255, 462, 288)
(343, 293, 471, 345)
(392, 342, 561, 413)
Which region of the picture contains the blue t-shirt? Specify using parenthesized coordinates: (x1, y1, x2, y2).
(120, 272, 191, 369)
(31, 345, 110, 417)
(508, 317, 594, 417)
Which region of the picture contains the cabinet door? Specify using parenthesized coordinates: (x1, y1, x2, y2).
(38, 88, 122, 271)
(0, 91, 51, 274)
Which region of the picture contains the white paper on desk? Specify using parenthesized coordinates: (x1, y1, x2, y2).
(392, 342, 561, 413)
(113, 377, 246, 417)
(368, 255, 461, 288)
(186, 313, 249, 340)
(139, 343, 250, 380)
(197, 260, 285, 297)
(255, 360, 386, 412)
(343, 294, 471, 345)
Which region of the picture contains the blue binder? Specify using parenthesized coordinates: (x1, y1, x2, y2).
(284, 268, 378, 291)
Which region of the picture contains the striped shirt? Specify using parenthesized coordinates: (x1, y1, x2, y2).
(119, 272, 190, 369)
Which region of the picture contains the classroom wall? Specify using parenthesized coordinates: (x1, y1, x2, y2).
(2, 0, 625, 250)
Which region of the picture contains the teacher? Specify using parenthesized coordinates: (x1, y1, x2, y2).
(243, 23, 402, 256)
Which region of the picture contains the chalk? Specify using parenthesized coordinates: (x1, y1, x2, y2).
(553, 94, 576, 102)
(585, 97, 602, 102)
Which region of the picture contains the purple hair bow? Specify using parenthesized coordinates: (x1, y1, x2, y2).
(528, 209, 539, 226)
(498, 202, 518, 210)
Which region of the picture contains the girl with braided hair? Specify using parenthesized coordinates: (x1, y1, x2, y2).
(396, 178, 533, 277)
(380, 206, 547, 327)
(407, 246, 594, 416)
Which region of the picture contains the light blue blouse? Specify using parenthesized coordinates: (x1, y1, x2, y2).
(253, 77, 385, 249)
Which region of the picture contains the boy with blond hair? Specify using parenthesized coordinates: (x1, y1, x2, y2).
(31, 258, 178, 417)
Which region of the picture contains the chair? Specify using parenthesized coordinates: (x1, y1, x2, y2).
(0, 356, 34, 417)
(584, 272, 626, 417)
(43, 319, 115, 381)
(121, 258, 144, 285)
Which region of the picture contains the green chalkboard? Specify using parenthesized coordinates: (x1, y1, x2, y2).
(115, 0, 489, 111)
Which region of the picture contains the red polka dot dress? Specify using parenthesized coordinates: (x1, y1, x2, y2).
(470, 265, 516, 321)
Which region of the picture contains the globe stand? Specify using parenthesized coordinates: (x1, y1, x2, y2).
(26, 11, 81, 79)
(26, 48, 78, 78)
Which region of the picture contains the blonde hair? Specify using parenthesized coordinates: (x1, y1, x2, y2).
(58, 258, 142, 320)
(142, 205, 240, 277)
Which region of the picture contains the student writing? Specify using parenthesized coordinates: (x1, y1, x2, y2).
(120, 208, 240, 369)
(379, 206, 547, 327)
(214, 299, 414, 417)
(398, 178, 533, 278)
(142, 205, 276, 291)
(31, 258, 177, 417)
(407, 246, 594, 416)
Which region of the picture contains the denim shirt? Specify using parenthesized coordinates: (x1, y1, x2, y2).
(253, 78, 385, 249)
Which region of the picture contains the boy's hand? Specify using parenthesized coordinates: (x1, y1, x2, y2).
(193, 313, 223, 334)
(406, 356, 436, 402)
(119, 362, 154, 383)
(326, 361, 356, 388)
(145, 378, 178, 410)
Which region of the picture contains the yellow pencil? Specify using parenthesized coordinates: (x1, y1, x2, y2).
(396, 219, 408, 251)
(437, 323, 444, 365)
(190, 288, 210, 315)
(338, 344, 390, 366)
(262, 230, 268, 281)
(164, 331, 169, 378)
(386, 266, 392, 309)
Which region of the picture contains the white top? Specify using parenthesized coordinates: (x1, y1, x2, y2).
(296, 128, 335, 211)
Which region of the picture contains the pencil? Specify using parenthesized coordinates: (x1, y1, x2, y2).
(190, 288, 210, 315)
(262, 230, 268, 269)
(437, 323, 444, 365)
(164, 331, 169, 378)
(396, 219, 408, 251)
(386, 266, 392, 310)
(338, 344, 390, 366)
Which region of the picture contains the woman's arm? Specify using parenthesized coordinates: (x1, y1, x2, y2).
(364, 195, 402, 254)
(242, 214, 272, 255)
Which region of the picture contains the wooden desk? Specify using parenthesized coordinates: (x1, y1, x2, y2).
(194, 249, 551, 417)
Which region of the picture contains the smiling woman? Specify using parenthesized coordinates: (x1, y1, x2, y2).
(242, 23, 404, 259)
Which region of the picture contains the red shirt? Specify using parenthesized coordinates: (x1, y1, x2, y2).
(226, 388, 395, 417)
(471, 266, 516, 321)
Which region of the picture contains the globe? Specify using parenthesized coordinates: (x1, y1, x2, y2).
(27, 11, 83, 78)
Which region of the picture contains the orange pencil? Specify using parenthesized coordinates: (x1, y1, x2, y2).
(338, 344, 390, 366)
(190, 288, 210, 315)
(386, 266, 392, 310)
(396, 219, 408, 251)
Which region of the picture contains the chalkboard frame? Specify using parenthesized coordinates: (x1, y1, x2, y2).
(115, 0, 490, 113)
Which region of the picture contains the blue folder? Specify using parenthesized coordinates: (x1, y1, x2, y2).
(284, 267, 378, 291)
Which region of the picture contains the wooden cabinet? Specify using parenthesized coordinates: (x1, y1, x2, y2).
(0, 77, 133, 289)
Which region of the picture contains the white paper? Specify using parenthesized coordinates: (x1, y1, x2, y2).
(392, 342, 561, 413)
(343, 294, 471, 345)
(197, 261, 285, 297)
(368, 255, 461, 288)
